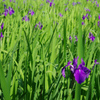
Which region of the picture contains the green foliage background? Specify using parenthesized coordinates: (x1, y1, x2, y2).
(0, 0, 100, 100)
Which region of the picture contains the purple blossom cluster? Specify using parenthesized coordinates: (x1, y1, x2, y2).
(0, 0, 100, 89)
(77, 2, 81, 4)
(69, 36, 78, 42)
(28, 10, 35, 16)
(22, 15, 29, 21)
(72, 2, 81, 6)
(10, 0, 15, 3)
(65, 7, 68, 11)
(69, 36, 72, 41)
(89, 32, 95, 41)
(82, 15, 85, 20)
(35, 22, 43, 30)
(59, 13, 63, 17)
(46, 0, 55, 7)
(75, 36, 78, 42)
(72, 2, 77, 6)
(86, 8, 90, 12)
(95, 1, 99, 7)
(82, 22, 84, 25)
(82, 13, 89, 20)
(61, 57, 99, 84)
(3, 6, 14, 16)
(82, 13, 89, 25)
(22, 10, 35, 21)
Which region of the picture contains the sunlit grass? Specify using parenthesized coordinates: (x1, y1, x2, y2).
(0, 0, 100, 100)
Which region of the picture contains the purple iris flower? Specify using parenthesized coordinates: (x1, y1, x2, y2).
(50, 2, 53, 6)
(59, 34, 60, 38)
(28, 10, 35, 16)
(22, 17, 24, 21)
(49, 0, 54, 7)
(30, 11, 34, 16)
(35, 22, 43, 30)
(98, 21, 100, 27)
(0, 32, 4, 38)
(1, 23, 4, 30)
(59, 13, 63, 17)
(65, 7, 68, 11)
(69, 36, 78, 43)
(85, 13, 88, 18)
(9, 7, 14, 13)
(92, 60, 99, 70)
(73, 57, 79, 68)
(89, 32, 95, 41)
(82, 22, 84, 25)
(97, 4, 99, 7)
(72, 2, 77, 6)
(69, 36, 72, 41)
(70, 57, 79, 73)
(40, 25, 43, 30)
(3, 9, 9, 16)
(94, 60, 99, 65)
(9, 0, 15, 2)
(85, 13, 89, 19)
(22, 15, 29, 21)
(61, 61, 71, 78)
(74, 69, 87, 84)
(61, 57, 99, 84)
(25, 16, 29, 21)
(82, 15, 85, 20)
(3, 7, 14, 16)
(78, 59, 91, 78)
(98, 15, 100, 20)
(46, 0, 50, 3)
(77, 2, 81, 4)
(75, 36, 78, 42)
(9, 9, 14, 15)
(4, 4, 7, 9)
(96, 1, 97, 4)
(86, 9, 90, 12)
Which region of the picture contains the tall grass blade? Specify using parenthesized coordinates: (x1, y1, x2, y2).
(75, 11, 83, 100)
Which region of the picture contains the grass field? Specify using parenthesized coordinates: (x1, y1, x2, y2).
(0, 0, 100, 100)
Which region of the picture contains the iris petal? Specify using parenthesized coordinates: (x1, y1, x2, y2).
(81, 58, 85, 65)
(89, 32, 95, 41)
(94, 60, 99, 64)
(73, 56, 79, 68)
(74, 69, 86, 84)
(1, 23, 4, 30)
(78, 65, 91, 78)
(61, 66, 66, 78)
(61, 61, 71, 78)
(0, 32, 4, 38)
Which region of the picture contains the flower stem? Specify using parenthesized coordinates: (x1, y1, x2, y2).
(75, 11, 83, 100)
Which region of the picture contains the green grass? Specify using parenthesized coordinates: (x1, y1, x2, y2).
(0, 0, 100, 100)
